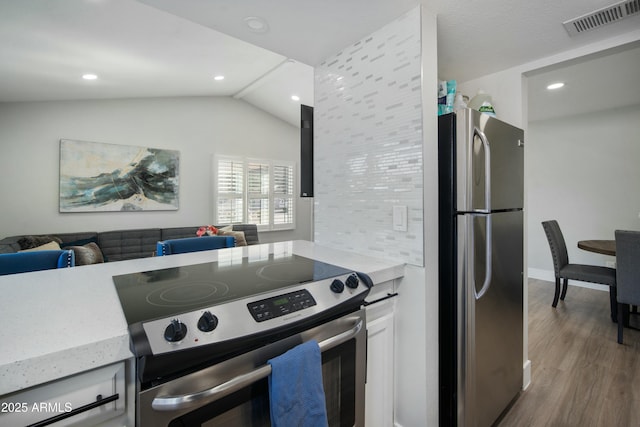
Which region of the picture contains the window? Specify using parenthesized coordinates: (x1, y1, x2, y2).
(214, 156, 295, 230)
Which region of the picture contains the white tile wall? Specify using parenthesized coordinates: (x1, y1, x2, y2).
(314, 7, 424, 266)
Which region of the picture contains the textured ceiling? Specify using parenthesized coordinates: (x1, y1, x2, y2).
(0, 0, 638, 125)
(0, 0, 313, 126)
(139, 0, 640, 82)
(527, 41, 640, 122)
(0, 0, 285, 100)
(433, 0, 640, 82)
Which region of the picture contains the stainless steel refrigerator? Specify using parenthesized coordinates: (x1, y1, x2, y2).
(438, 108, 524, 427)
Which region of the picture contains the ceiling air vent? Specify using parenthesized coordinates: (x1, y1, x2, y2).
(563, 0, 640, 36)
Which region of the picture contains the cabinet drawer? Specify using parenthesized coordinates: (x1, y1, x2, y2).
(0, 361, 126, 426)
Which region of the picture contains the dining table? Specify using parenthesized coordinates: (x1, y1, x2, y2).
(577, 239, 616, 256)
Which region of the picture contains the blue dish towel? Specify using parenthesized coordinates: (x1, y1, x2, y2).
(267, 339, 328, 427)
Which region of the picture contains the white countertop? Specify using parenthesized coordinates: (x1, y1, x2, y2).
(0, 240, 404, 395)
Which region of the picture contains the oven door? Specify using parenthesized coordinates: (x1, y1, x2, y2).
(138, 309, 367, 427)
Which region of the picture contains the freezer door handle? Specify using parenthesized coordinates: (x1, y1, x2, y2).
(473, 126, 491, 213)
(473, 214, 493, 300)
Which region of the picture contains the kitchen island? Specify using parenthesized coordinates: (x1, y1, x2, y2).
(0, 240, 404, 426)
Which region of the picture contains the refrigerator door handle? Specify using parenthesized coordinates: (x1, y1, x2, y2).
(473, 126, 491, 213)
(473, 214, 493, 300)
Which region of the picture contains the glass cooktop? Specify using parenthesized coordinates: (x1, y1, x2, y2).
(112, 254, 352, 325)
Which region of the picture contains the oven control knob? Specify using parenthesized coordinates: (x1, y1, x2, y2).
(330, 279, 345, 293)
(346, 273, 359, 289)
(164, 319, 187, 342)
(198, 311, 219, 332)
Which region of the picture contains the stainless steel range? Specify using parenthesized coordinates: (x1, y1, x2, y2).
(112, 252, 372, 426)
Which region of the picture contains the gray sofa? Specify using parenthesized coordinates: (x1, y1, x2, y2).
(0, 224, 259, 263)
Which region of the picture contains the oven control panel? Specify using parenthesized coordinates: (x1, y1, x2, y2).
(139, 271, 373, 356)
(247, 289, 317, 322)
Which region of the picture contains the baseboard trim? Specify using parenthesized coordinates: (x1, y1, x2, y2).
(527, 267, 554, 282)
(527, 268, 609, 292)
(523, 359, 531, 390)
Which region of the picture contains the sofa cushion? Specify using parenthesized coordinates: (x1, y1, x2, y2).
(60, 237, 97, 247)
(0, 236, 22, 254)
(57, 233, 99, 246)
(160, 226, 200, 241)
(17, 235, 62, 250)
(98, 229, 161, 261)
(19, 241, 62, 252)
(230, 224, 259, 245)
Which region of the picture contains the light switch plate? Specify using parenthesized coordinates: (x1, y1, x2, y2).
(393, 205, 408, 232)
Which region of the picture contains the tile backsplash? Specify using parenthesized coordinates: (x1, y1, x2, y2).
(314, 7, 424, 266)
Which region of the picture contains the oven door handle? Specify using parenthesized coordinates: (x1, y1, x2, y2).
(151, 318, 364, 412)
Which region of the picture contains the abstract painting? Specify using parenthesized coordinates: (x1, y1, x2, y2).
(59, 139, 179, 212)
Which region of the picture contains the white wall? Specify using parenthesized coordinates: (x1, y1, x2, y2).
(527, 105, 640, 274)
(0, 96, 312, 242)
(418, 8, 439, 427)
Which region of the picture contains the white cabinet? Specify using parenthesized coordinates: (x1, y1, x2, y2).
(0, 359, 134, 427)
(365, 285, 396, 427)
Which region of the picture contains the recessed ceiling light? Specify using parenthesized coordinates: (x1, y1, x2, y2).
(214, 75, 225, 81)
(546, 82, 565, 90)
(291, 95, 300, 101)
(244, 16, 269, 33)
(82, 74, 98, 80)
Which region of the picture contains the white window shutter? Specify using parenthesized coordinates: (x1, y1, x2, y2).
(213, 157, 294, 230)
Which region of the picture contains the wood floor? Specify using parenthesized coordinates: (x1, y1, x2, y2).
(497, 279, 640, 427)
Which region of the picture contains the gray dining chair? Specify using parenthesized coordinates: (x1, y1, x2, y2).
(541, 220, 617, 318)
(615, 230, 640, 344)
